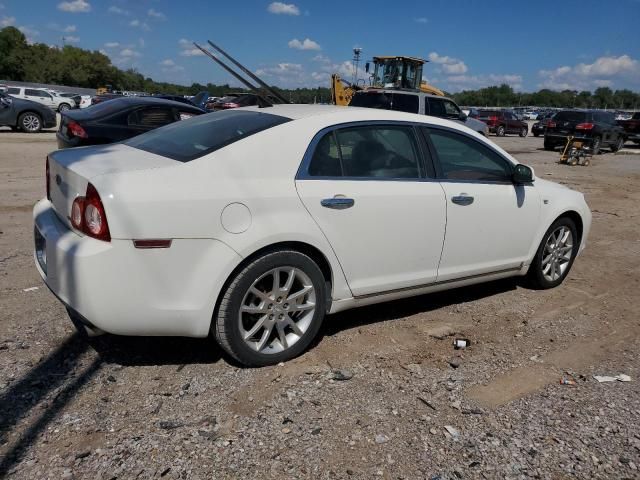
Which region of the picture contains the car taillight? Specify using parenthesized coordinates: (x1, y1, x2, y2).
(69, 183, 111, 242)
(575, 123, 594, 130)
(46, 157, 50, 200)
(546, 121, 556, 128)
(223, 102, 239, 108)
(67, 121, 88, 138)
(489, 116, 498, 121)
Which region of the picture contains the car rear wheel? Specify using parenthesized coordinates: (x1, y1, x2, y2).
(543, 139, 555, 151)
(19, 112, 42, 133)
(214, 250, 326, 367)
(533, 132, 540, 137)
(496, 125, 505, 137)
(528, 217, 579, 289)
(610, 136, 624, 152)
(519, 127, 528, 137)
(591, 136, 601, 155)
(58, 103, 71, 112)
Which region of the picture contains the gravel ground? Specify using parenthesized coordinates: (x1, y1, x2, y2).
(1, 127, 639, 479)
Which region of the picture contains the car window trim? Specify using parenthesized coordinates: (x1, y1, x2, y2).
(422, 125, 516, 185)
(296, 120, 435, 182)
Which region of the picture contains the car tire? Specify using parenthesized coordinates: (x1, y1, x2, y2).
(496, 125, 506, 137)
(527, 217, 579, 289)
(591, 136, 601, 155)
(18, 112, 42, 133)
(213, 249, 327, 367)
(610, 136, 624, 152)
(58, 103, 71, 112)
(543, 139, 555, 151)
(533, 132, 540, 137)
(519, 127, 528, 137)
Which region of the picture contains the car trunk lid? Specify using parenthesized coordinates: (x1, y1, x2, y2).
(47, 143, 176, 230)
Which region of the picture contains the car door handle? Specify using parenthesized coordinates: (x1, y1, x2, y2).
(321, 197, 355, 209)
(451, 194, 474, 206)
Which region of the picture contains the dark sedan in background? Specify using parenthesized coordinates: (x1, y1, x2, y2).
(56, 97, 205, 148)
(0, 92, 57, 133)
(532, 113, 555, 137)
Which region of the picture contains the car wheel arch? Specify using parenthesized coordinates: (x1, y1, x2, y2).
(529, 209, 585, 265)
(212, 241, 335, 325)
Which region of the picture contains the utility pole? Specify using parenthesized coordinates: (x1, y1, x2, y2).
(352, 47, 362, 85)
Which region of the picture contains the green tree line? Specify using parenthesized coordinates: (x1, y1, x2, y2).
(2, 26, 638, 108)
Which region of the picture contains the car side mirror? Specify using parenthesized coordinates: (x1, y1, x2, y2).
(458, 112, 467, 121)
(0, 97, 11, 108)
(513, 164, 534, 184)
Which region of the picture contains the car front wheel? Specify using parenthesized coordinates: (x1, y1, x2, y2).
(519, 127, 528, 137)
(58, 103, 71, 112)
(19, 112, 42, 133)
(528, 217, 579, 289)
(214, 250, 326, 366)
(496, 125, 505, 137)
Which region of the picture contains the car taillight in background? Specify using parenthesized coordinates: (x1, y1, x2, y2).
(487, 115, 499, 124)
(69, 183, 111, 242)
(575, 123, 594, 130)
(223, 102, 240, 109)
(46, 157, 50, 200)
(546, 120, 557, 128)
(67, 121, 88, 139)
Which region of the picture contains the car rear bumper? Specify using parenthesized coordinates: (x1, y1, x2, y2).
(56, 132, 81, 149)
(33, 198, 242, 338)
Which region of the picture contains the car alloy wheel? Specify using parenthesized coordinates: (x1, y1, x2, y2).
(59, 103, 70, 112)
(541, 226, 573, 282)
(21, 113, 41, 132)
(214, 249, 326, 366)
(528, 217, 578, 289)
(591, 136, 601, 155)
(496, 126, 505, 137)
(239, 267, 316, 354)
(519, 127, 528, 137)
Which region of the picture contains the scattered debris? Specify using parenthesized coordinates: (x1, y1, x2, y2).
(22, 287, 39, 292)
(375, 434, 389, 444)
(453, 338, 470, 349)
(332, 369, 353, 381)
(417, 396, 437, 411)
(448, 357, 461, 369)
(594, 374, 631, 383)
(560, 378, 577, 386)
(158, 420, 184, 430)
(444, 425, 459, 439)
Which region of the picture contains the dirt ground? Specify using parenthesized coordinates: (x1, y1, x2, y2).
(1, 124, 639, 479)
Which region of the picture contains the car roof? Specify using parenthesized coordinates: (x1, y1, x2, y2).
(353, 89, 451, 101)
(106, 96, 203, 110)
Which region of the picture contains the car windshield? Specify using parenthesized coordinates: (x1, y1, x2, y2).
(349, 92, 419, 114)
(554, 111, 588, 123)
(126, 110, 291, 162)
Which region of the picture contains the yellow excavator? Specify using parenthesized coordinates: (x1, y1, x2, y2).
(331, 55, 444, 106)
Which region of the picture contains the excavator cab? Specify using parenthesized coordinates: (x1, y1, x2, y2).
(370, 56, 424, 91)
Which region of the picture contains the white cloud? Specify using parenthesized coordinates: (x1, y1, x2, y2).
(64, 35, 80, 43)
(108, 5, 129, 15)
(446, 73, 523, 91)
(63, 24, 76, 32)
(267, 2, 300, 15)
(0, 15, 14, 27)
(160, 59, 175, 66)
(129, 19, 150, 31)
(288, 38, 321, 51)
(178, 38, 204, 56)
(58, 0, 91, 13)
(538, 54, 639, 90)
(147, 8, 166, 20)
(160, 58, 184, 73)
(0, 3, 4, 9)
(104, 41, 119, 48)
(428, 51, 468, 75)
(414, 17, 428, 24)
(18, 25, 39, 37)
(120, 48, 141, 58)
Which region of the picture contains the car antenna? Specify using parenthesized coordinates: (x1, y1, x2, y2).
(192, 42, 274, 107)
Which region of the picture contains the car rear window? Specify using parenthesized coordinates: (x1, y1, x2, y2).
(126, 110, 292, 162)
(554, 111, 588, 123)
(477, 110, 499, 117)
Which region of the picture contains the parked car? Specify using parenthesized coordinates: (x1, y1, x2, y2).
(617, 112, 640, 145)
(544, 110, 626, 154)
(56, 96, 206, 148)
(90, 93, 124, 106)
(5, 86, 74, 112)
(475, 110, 528, 137)
(349, 90, 488, 136)
(207, 93, 276, 111)
(532, 113, 554, 137)
(0, 92, 57, 132)
(154, 91, 209, 110)
(34, 105, 591, 366)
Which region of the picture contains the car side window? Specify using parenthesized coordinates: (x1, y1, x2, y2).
(308, 125, 422, 179)
(390, 94, 419, 114)
(7, 87, 20, 95)
(128, 108, 175, 128)
(443, 100, 460, 117)
(25, 89, 43, 97)
(426, 127, 513, 182)
(428, 98, 446, 117)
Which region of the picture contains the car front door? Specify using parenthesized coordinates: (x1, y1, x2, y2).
(423, 126, 540, 282)
(503, 111, 517, 133)
(0, 94, 14, 125)
(296, 123, 447, 297)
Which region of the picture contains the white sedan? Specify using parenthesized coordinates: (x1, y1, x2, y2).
(33, 105, 591, 366)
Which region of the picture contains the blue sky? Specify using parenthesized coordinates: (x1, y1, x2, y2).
(1, 0, 639, 92)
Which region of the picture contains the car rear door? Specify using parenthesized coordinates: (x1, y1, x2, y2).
(295, 123, 447, 297)
(423, 126, 540, 281)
